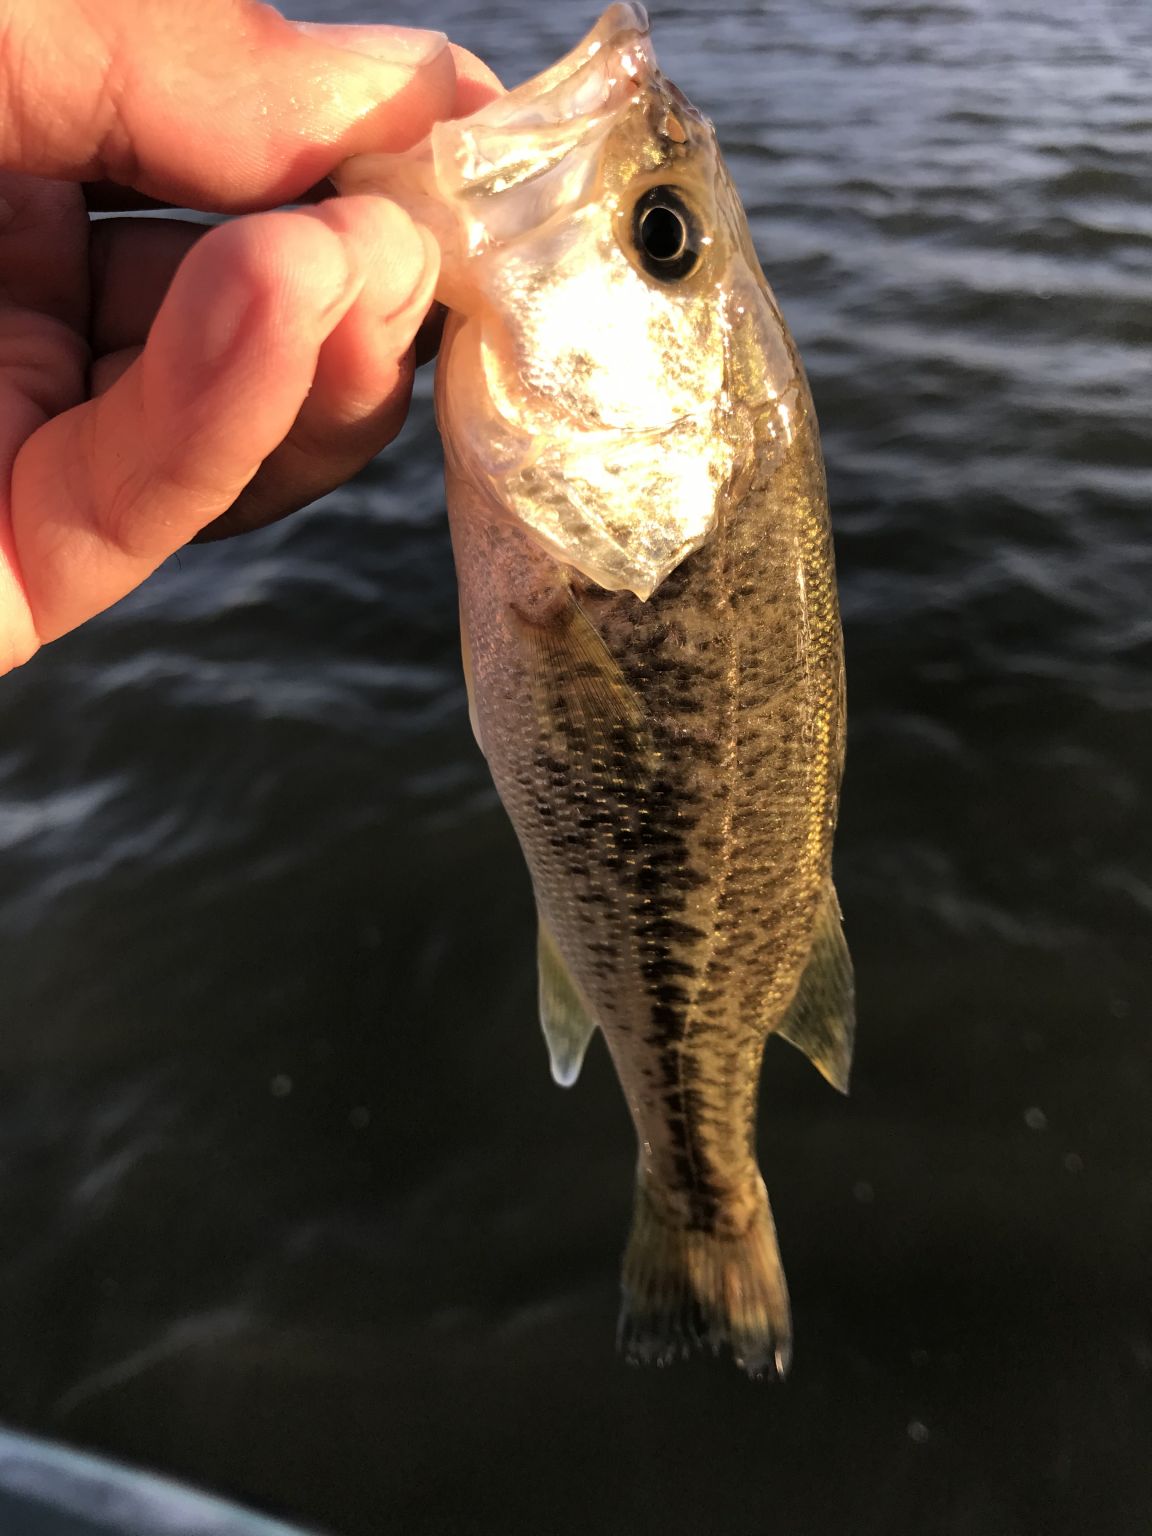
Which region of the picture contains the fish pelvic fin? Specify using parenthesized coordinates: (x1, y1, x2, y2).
(537, 916, 598, 1087)
(776, 880, 856, 1094)
(617, 1175, 792, 1380)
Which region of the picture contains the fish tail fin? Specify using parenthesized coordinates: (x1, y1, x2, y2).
(617, 1175, 792, 1380)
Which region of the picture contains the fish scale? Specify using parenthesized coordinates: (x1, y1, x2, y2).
(445, 399, 846, 1371)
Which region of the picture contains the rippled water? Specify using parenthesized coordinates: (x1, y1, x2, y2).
(1, 2, 1149, 1532)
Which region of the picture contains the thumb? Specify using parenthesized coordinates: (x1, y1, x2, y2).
(0, 0, 457, 210)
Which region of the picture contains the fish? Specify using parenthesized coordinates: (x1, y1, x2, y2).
(337, 2, 853, 1378)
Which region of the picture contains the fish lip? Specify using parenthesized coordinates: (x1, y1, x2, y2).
(451, 3, 656, 139)
(511, 3, 652, 101)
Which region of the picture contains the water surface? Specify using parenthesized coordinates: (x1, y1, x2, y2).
(0, 2, 1148, 1532)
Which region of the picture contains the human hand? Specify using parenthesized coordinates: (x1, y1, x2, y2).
(0, 0, 500, 673)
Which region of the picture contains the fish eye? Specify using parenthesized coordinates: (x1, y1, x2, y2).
(631, 187, 701, 281)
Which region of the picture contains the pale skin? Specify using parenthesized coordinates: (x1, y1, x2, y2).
(0, 0, 502, 674)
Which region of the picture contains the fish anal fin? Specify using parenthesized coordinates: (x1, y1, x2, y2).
(538, 917, 598, 1088)
(776, 882, 855, 1094)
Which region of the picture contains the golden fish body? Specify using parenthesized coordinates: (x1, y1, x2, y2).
(340, 4, 853, 1376)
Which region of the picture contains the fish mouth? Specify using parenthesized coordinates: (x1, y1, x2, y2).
(514, 4, 654, 106)
(430, 4, 662, 210)
(335, 6, 695, 280)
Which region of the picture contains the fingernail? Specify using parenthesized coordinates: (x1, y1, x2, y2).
(199, 281, 254, 368)
(369, 211, 437, 332)
(389, 226, 440, 333)
(302, 199, 434, 343)
(293, 22, 449, 68)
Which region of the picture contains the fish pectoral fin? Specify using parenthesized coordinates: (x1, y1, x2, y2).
(776, 882, 856, 1094)
(512, 588, 656, 788)
(537, 916, 598, 1088)
(458, 602, 485, 756)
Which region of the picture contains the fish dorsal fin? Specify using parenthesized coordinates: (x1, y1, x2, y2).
(512, 587, 656, 789)
(538, 917, 598, 1087)
(776, 883, 855, 1094)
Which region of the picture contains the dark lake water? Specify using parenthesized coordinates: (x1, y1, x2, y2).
(1, 1, 1149, 1532)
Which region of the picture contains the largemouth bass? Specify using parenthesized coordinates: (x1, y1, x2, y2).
(339, 3, 853, 1378)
